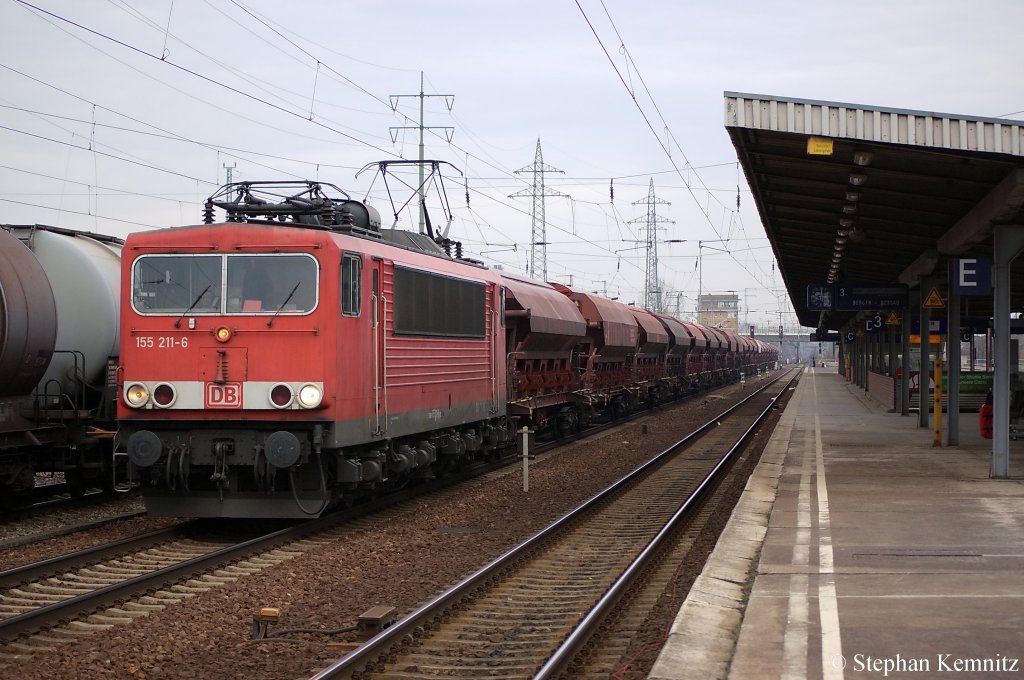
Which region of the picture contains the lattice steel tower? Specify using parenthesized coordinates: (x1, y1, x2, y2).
(629, 179, 673, 312)
(509, 139, 568, 280)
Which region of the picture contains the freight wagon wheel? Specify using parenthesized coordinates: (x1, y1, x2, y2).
(99, 458, 116, 494)
(0, 463, 33, 509)
(65, 469, 87, 498)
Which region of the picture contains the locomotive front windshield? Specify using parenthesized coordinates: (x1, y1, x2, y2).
(132, 254, 318, 315)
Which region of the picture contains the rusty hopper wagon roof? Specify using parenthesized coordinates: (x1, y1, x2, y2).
(631, 309, 670, 354)
(549, 284, 639, 353)
(679, 321, 711, 350)
(499, 273, 586, 339)
(652, 313, 694, 355)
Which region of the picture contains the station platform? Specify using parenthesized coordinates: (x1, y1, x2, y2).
(650, 367, 1024, 680)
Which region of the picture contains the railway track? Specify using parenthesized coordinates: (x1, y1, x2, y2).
(0, 446, 549, 660)
(0, 522, 280, 647)
(311, 368, 799, 679)
(0, 372, 785, 667)
(0, 510, 149, 554)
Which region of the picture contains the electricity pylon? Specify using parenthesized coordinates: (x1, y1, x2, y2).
(509, 139, 569, 280)
(629, 179, 673, 312)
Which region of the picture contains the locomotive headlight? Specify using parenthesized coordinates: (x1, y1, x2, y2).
(269, 383, 293, 408)
(125, 382, 150, 407)
(297, 383, 322, 408)
(215, 326, 232, 343)
(152, 383, 176, 408)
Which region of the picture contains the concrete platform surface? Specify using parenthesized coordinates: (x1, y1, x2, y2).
(649, 368, 1024, 680)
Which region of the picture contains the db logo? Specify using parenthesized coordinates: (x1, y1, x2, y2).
(206, 382, 242, 408)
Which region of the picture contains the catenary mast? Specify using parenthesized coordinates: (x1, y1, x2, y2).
(389, 72, 454, 234)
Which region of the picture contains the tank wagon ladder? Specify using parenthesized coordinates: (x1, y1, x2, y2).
(111, 365, 133, 493)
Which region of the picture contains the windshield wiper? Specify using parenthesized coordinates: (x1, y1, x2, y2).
(267, 281, 301, 327)
(175, 284, 212, 328)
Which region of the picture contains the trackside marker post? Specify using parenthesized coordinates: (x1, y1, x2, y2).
(521, 426, 530, 492)
(933, 358, 943, 447)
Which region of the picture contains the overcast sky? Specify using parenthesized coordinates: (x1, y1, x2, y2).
(2, 0, 1021, 330)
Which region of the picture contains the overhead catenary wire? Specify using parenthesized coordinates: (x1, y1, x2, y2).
(0, 196, 163, 228)
(4, 2, 784, 309)
(225, 0, 533, 193)
(104, 0, 715, 284)
(0, 123, 214, 185)
(596, 0, 736, 218)
(0, 101, 362, 175)
(13, 0, 401, 158)
(574, 0, 723, 238)
(574, 0, 782, 295)
(35, 0, 544, 229)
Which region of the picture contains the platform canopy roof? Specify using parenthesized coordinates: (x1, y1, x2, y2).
(724, 92, 1024, 331)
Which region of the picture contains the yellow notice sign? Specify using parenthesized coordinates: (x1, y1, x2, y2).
(923, 288, 945, 308)
(806, 136, 834, 155)
(910, 334, 946, 345)
(885, 312, 900, 325)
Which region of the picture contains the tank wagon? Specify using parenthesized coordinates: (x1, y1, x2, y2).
(0, 225, 124, 503)
(118, 180, 778, 519)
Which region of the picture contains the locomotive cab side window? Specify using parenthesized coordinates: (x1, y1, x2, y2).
(341, 253, 362, 317)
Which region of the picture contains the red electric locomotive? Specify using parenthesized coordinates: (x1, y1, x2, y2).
(119, 181, 511, 518)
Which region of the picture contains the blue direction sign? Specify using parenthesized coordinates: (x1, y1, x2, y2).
(835, 284, 908, 311)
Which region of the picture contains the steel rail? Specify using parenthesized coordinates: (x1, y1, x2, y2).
(0, 512, 344, 642)
(534, 368, 800, 678)
(0, 522, 184, 589)
(310, 368, 797, 679)
(0, 450, 545, 644)
(0, 510, 148, 552)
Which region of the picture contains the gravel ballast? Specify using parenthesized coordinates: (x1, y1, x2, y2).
(0, 372, 784, 679)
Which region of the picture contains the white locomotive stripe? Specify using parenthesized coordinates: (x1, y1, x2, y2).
(125, 380, 324, 410)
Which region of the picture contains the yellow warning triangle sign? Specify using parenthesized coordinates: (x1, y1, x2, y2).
(923, 288, 945, 308)
(885, 312, 900, 325)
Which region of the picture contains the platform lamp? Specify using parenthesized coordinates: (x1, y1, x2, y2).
(853, 150, 874, 166)
(839, 218, 867, 244)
